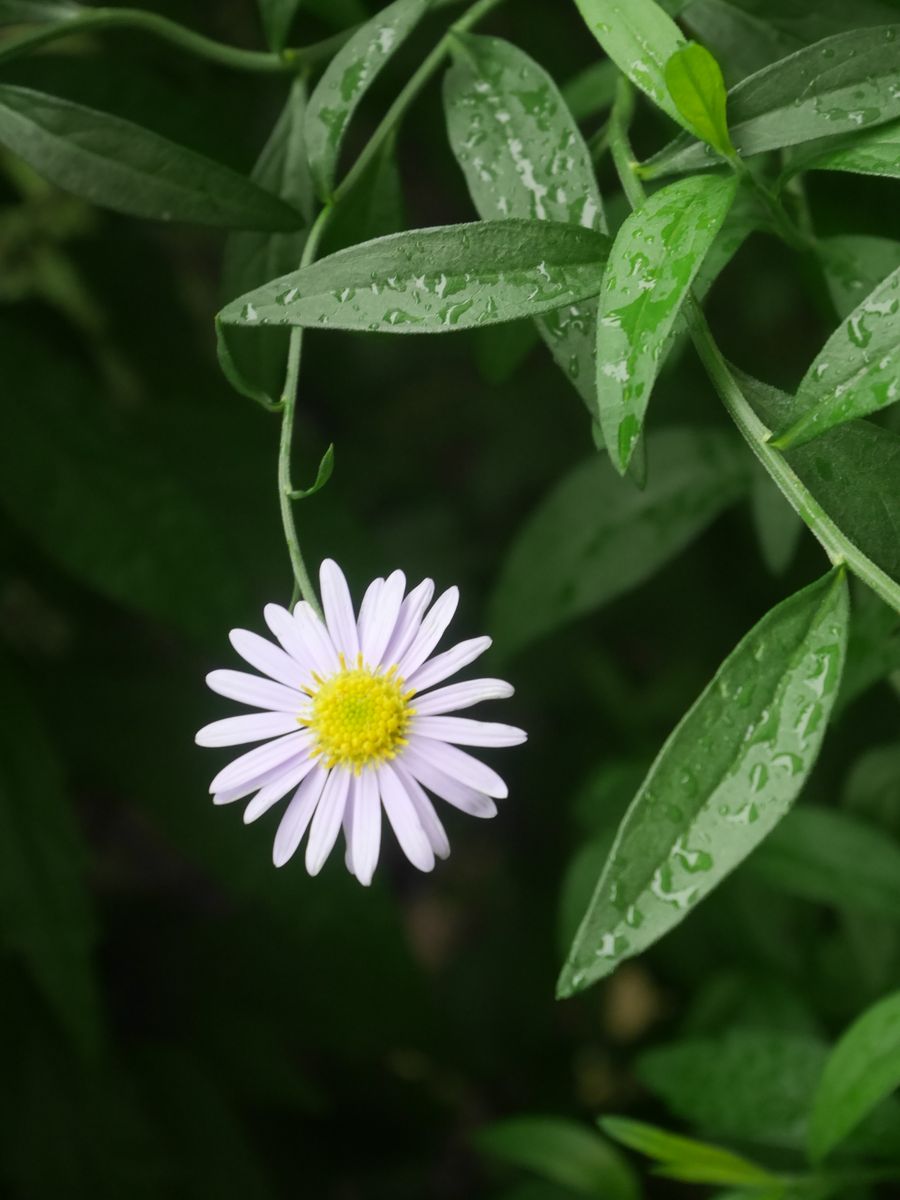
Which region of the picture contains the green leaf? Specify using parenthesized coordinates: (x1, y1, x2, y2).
(820, 234, 900, 320)
(490, 426, 750, 659)
(305, 0, 430, 199)
(561, 57, 620, 121)
(770, 265, 900, 448)
(0, 0, 79, 21)
(599, 1117, 778, 1187)
(0, 659, 102, 1058)
(787, 117, 900, 181)
(218, 219, 611, 331)
(664, 41, 734, 156)
(597, 173, 737, 472)
(571, 0, 688, 127)
(475, 1117, 639, 1199)
(258, 0, 303, 51)
(558, 569, 849, 997)
(809, 990, 900, 1160)
(289, 442, 335, 499)
(644, 26, 900, 176)
(0, 84, 302, 229)
(444, 32, 606, 410)
(751, 470, 803, 575)
(750, 806, 900, 921)
(837, 587, 900, 715)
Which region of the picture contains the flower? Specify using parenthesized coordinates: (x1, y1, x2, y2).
(196, 560, 526, 883)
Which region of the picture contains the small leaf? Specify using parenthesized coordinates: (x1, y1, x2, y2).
(809, 990, 900, 1160)
(0, 84, 302, 229)
(258, 0, 302, 51)
(596, 173, 737, 472)
(475, 1116, 638, 1199)
(772, 265, 900, 448)
(599, 1117, 779, 1187)
(572, 0, 688, 128)
(444, 32, 606, 410)
(218, 219, 611, 331)
(665, 41, 734, 156)
(305, 0, 430, 199)
(289, 443, 334, 499)
(558, 569, 849, 997)
(490, 427, 750, 658)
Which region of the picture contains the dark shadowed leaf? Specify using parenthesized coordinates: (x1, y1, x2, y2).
(258, 0, 303, 51)
(0, 0, 79, 21)
(751, 469, 803, 575)
(820, 234, 900, 319)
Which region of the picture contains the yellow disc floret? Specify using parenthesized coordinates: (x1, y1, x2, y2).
(303, 656, 413, 770)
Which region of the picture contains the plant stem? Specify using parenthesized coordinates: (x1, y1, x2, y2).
(0, 7, 349, 73)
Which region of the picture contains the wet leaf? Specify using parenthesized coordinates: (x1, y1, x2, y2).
(0, 85, 302, 229)
(665, 41, 734, 156)
(820, 234, 900, 319)
(475, 1117, 638, 1199)
(558, 569, 849, 997)
(596, 173, 737, 472)
(809, 990, 900, 1160)
(572, 0, 688, 127)
(490, 427, 750, 658)
(305, 0, 429, 199)
(444, 32, 606, 410)
(787, 117, 900, 181)
(218, 218, 611, 331)
(645, 25, 900, 176)
(258, 0, 302, 51)
(772, 265, 900, 448)
(599, 1117, 779, 1187)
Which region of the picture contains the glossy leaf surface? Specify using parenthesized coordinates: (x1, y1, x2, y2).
(664, 40, 734, 155)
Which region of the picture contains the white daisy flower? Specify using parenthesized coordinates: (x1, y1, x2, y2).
(196, 560, 526, 884)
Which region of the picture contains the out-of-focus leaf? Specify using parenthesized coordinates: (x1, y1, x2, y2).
(0, 659, 101, 1059)
(323, 133, 406, 251)
(490, 427, 749, 658)
(473, 320, 538, 385)
(644, 26, 900, 176)
(558, 570, 849, 997)
(750, 806, 900, 921)
(218, 219, 611, 331)
(305, 0, 429, 198)
(561, 57, 619, 121)
(596, 173, 736, 471)
(845, 744, 900, 830)
(664, 41, 734, 156)
(0, 0, 80, 22)
(772, 266, 900, 448)
(836, 587, 900, 715)
(750, 470, 803, 575)
(444, 32, 606, 411)
(820, 234, 900, 320)
(599, 1117, 778, 1187)
(475, 1116, 639, 1199)
(809, 990, 900, 1160)
(258, 0, 302, 51)
(571, 0, 688, 127)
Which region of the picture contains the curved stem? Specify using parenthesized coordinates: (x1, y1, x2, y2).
(0, 8, 350, 73)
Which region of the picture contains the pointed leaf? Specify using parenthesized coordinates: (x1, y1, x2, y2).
(218, 219, 611, 331)
(772, 266, 900, 448)
(305, 0, 430, 198)
(558, 569, 849, 997)
(665, 41, 734, 156)
(809, 990, 900, 1160)
(599, 1118, 778, 1187)
(444, 32, 606, 409)
(597, 173, 737, 472)
(0, 84, 302, 229)
(258, 0, 303, 51)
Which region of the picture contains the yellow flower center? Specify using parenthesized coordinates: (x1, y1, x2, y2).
(302, 657, 413, 771)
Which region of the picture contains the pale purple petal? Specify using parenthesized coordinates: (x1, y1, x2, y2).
(401, 744, 498, 817)
(405, 636, 491, 693)
(263, 604, 320, 679)
(196, 711, 299, 748)
(382, 578, 434, 666)
(407, 737, 508, 797)
(360, 570, 405, 666)
(229, 628, 307, 689)
(413, 678, 514, 716)
(411, 716, 527, 748)
(293, 600, 341, 676)
(378, 763, 435, 873)
(320, 559, 360, 660)
(209, 730, 313, 794)
(206, 669, 304, 713)
(393, 760, 450, 859)
(355, 578, 384, 664)
(351, 769, 382, 886)
(212, 751, 311, 807)
(243, 753, 318, 823)
(272, 765, 328, 867)
(305, 765, 352, 875)
(397, 587, 459, 679)
(342, 780, 357, 876)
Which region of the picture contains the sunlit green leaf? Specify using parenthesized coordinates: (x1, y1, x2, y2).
(597, 173, 737, 472)
(305, 0, 429, 199)
(490, 427, 749, 658)
(772, 265, 900, 448)
(664, 41, 734, 156)
(571, 0, 688, 127)
(810, 990, 900, 1160)
(599, 1117, 779, 1186)
(558, 570, 849, 997)
(258, 0, 302, 51)
(0, 84, 302, 229)
(476, 1117, 638, 1199)
(218, 219, 610, 331)
(444, 32, 606, 410)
